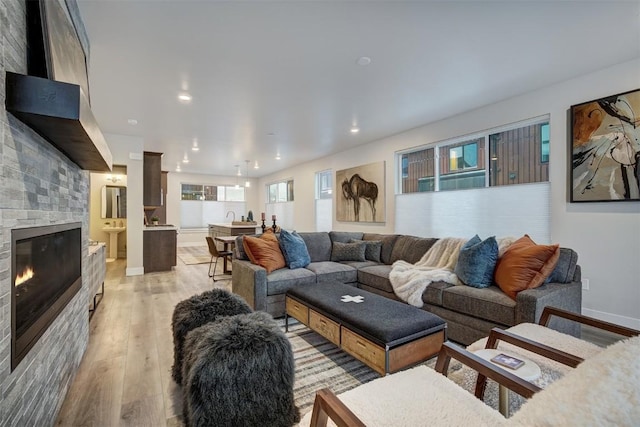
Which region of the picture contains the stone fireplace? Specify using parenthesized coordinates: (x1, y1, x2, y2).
(11, 223, 82, 370)
(0, 1, 93, 424)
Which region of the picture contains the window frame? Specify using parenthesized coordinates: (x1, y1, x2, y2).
(397, 115, 550, 194)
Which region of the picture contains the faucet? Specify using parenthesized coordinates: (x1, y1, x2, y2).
(226, 211, 235, 222)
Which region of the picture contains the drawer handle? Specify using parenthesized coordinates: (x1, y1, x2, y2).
(356, 340, 366, 348)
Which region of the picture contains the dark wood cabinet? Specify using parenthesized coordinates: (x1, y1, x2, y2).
(143, 151, 163, 207)
(156, 171, 168, 223)
(143, 229, 176, 273)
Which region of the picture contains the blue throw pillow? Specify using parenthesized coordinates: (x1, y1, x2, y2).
(278, 229, 311, 269)
(454, 235, 499, 288)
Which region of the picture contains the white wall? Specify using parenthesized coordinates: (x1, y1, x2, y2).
(104, 133, 145, 276)
(257, 59, 640, 328)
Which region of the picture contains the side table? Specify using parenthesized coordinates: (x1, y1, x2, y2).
(474, 348, 541, 417)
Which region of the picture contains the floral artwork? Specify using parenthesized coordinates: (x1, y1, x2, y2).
(571, 88, 640, 202)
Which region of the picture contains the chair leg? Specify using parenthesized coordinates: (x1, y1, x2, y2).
(208, 255, 214, 278)
(212, 257, 220, 282)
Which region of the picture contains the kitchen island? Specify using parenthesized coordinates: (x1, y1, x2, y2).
(208, 223, 259, 250)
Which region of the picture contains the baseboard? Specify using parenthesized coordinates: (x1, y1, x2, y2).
(126, 266, 144, 276)
(581, 307, 640, 330)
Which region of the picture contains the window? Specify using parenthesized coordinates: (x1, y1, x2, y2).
(489, 121, 550, 186)
(541, 123, 550, 163)
(181, 184, 245, 201)
(440, 138, 484, 191)
(268, 180, 294, 203)
(315, 170, 332, 231)
(399, 116, 549, 193)
(316, 170, 332, 199)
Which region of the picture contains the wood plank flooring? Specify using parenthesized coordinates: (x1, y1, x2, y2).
(55, 255, 228, 426)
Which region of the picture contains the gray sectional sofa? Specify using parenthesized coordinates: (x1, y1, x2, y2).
(232, 231, 582, 345)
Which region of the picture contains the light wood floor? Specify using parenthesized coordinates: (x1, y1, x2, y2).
(55, 255, 231, 426)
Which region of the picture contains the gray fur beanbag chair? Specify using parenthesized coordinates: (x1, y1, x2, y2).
(182, 311, 299, 427)
(171, 289, 252, 385)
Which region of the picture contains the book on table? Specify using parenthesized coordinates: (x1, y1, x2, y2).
(490, 353, 525, 370)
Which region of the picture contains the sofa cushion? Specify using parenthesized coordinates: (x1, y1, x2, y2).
(422, 280, 456, 306)
(363, 234, 399, 265)
(329, 231, 364, 243)
(278, 229, 311, 269)
(305, 261, 358, 283)
(266, 268, 317, 296)
(442, 285, 517, 326)
(298, 232, 332, 262)
(357, 264, 394, 293)
(351, 239, 382, 263)
(454, 235, 498, 289)
(242, 232, 286, 273)
(494, 234, 560, 299)
(546, 247, 579, 283)
(331, 241, 366, 262)
(389, 235, 438, 264)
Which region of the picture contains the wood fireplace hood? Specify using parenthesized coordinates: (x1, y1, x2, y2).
(5, 72, 112, 172)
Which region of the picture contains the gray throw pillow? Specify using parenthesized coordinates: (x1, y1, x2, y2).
(331, 241, 366, 262)
(350, 239, 382, 263)
(454, 235, 498, 288)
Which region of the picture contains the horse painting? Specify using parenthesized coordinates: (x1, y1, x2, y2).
(341, 173, 379, 222)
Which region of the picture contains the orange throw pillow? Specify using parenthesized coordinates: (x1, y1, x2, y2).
(242, 231, 286, 273)
(494, 234, 560, 300)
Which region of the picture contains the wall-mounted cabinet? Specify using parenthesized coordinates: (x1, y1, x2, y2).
(143, 151, 162, 207)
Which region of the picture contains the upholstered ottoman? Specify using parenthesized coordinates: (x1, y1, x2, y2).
(182, 311, 299, 427)
(286, 281, 446, 375)
(171, 289, 252, 385)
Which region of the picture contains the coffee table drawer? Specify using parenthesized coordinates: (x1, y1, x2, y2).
(309, 310, 340, 346)
(286, 296, 309, 325)
(341, 327, 386, 375)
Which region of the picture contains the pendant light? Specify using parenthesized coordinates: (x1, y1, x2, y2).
(245, 160, 251, 188)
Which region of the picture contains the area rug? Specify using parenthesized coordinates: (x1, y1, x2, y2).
(285, 319, 544, 418)
(177, 245, 211, 265)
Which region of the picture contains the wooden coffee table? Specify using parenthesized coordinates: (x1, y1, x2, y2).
(285, 282, 446, 375)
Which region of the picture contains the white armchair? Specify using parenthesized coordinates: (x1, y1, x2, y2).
(301, 334, 640, 426)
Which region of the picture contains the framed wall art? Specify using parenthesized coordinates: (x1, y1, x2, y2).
(336, 161, 385, 222)
(570, 88, 640, 202)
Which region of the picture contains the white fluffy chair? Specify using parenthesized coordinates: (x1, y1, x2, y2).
(300, 335, 640, 426)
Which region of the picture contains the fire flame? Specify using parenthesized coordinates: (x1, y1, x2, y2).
(15, 267, 34, 286)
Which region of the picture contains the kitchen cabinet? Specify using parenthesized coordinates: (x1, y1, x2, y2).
(143, 151, 163, 207)
(143, 227, 177, 273)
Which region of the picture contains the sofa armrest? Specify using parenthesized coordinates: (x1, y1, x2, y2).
(231, 259, 267, 311)
(515, 280, 582, 336)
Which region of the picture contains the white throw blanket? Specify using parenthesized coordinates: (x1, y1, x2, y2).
(390, 237, 467, 307)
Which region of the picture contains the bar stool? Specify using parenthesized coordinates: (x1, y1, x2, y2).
(206, 237, 233, 281)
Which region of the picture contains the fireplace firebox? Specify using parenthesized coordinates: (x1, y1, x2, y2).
(11, 222, 82, 370)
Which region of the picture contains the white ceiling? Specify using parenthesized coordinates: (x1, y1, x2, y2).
(76, 1, 640, 177)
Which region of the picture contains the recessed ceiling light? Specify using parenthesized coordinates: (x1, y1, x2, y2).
(356, 56, 372, 66)
(254, 160, 259, 169)
(127, 118, 138, 125)
(350, 127, 360, 134)
(192, 140, 199, 152)
(178, 93, 192, 102)
(182, 154, 190, 163)
(275, 153, 281, 160)
(175, 162, 181, 172)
